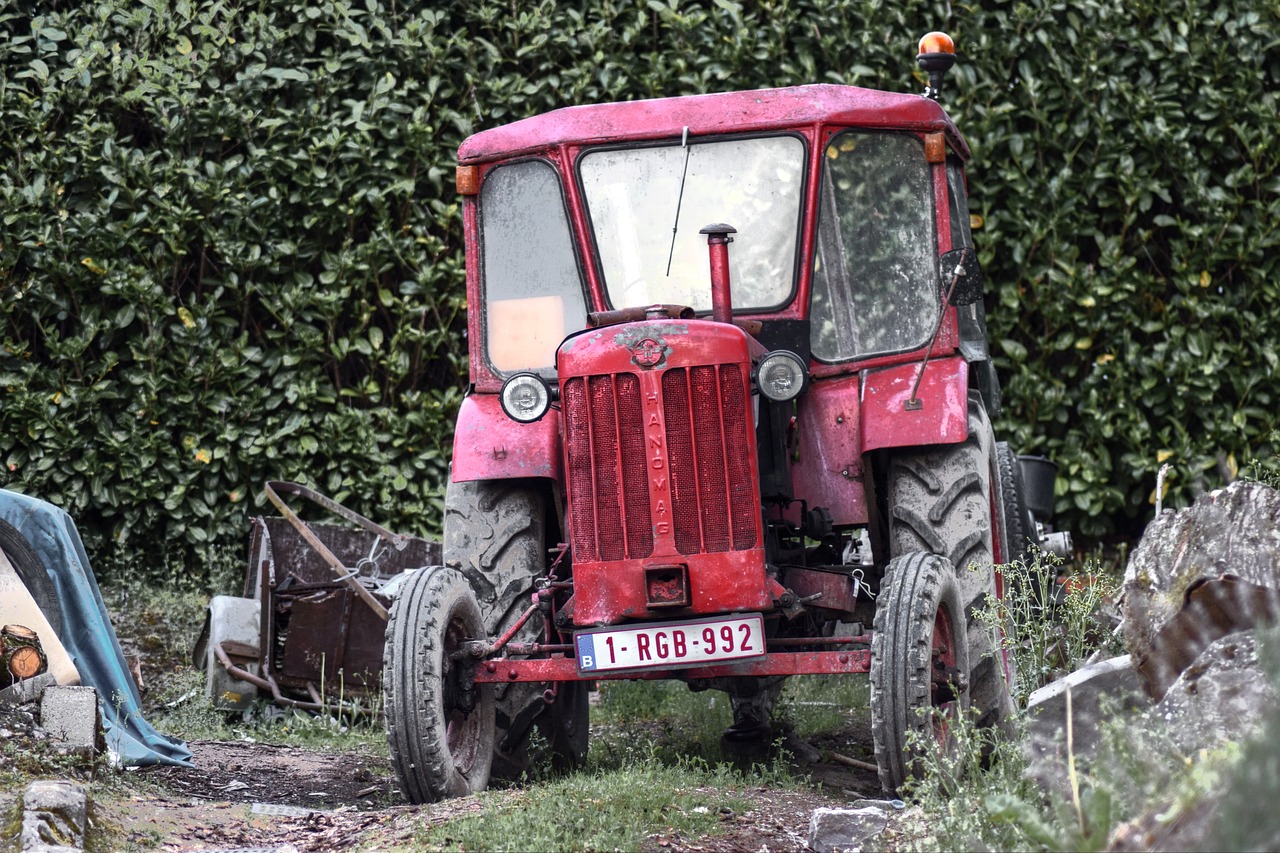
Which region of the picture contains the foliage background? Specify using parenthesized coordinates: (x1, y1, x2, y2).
(2, 0, 1278, 584)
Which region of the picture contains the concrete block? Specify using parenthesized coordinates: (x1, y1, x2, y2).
(21, 780, 86, 852)
(39, 685, 100, 754)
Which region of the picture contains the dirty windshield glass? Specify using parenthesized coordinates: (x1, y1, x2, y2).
(810, 132, 938, 362)
(480, 159, 587, 374)
(579, 135, 804, 312)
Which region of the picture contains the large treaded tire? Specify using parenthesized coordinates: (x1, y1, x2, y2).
(870, 552, 969, 794)
(996, 441, 1035, 567)
(0, 518, 62, 637)
(383, 567, 495, 804)
(888, 396, 1017, 733)
(443, 479, 589, 777)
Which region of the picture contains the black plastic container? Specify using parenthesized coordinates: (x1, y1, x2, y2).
(1018, 455, 1058, 522)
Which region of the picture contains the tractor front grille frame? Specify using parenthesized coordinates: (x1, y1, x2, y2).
(563, 364, 759, 563)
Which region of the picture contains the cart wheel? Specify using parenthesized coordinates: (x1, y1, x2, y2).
(870, 552, 969, 794)
(0, 518, 62, 637)
(384, 567, 495, 803)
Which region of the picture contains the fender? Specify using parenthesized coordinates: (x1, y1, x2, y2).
(450, 393, 562, 483)
(860, 356, 969, 453)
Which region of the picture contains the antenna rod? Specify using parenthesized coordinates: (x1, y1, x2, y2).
(665, 126, 691, 277)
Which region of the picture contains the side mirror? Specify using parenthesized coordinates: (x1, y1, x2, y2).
(941, 247, 984, 306)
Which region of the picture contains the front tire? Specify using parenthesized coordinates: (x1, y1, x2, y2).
(384, 567, 495, 803)
(870, 553, 969, 794)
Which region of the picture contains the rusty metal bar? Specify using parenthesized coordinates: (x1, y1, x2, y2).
(473, 649, 872, 684)
(766, 634, 873, 647)
(502, 643, 574, 655)
(262, 481, 389, 621)
(473, 599, 542, 657)
(213, 641, 374, 716)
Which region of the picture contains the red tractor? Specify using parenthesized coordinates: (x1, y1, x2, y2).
(383, 33, 1066, 799)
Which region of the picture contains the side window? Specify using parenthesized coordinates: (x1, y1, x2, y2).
(948, 158, 990, 361)
(947, 158, 974, 252)
(809, 132, 938, 363)
(480, 159, 588, 374)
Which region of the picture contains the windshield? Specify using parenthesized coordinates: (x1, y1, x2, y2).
(579, 135, 805, 313)
(810, 132, 939, 362)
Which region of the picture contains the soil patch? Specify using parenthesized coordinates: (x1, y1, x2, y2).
(96, 733, 880, 850)
(142, 740, 394, 809)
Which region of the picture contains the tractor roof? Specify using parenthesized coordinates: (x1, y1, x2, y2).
(458, 84, 970, 164)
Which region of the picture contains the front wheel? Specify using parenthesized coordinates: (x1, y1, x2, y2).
(870, 552, 970, 794)
(384, 567, 495, 803)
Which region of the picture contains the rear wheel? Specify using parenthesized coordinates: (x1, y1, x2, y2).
(384, 567, 495, 803)
(0, 518, 62, 636)
(996, 441, 1035, 566)
(870, 552, 969, 794)
(888, 396, 1017, 733)
(444, 479, 589, 776)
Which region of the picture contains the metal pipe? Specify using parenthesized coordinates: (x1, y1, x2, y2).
(214, 642, 374, 716)
(700, 224, 737, 324)
(766, 634, 873, 648)
(473, 599, 543, 657)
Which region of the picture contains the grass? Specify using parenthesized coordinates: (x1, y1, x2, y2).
(418, 754, 760, 852)
(421, 679, 811, 852)
(18, 539, 1241, 852)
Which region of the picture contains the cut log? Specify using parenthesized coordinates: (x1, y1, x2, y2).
(1, 623, 48, 685)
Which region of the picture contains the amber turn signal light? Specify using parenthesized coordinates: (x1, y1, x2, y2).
(456, 165, 480, 196)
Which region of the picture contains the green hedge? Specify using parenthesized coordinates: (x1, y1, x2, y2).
(2, 0, 1278, 583)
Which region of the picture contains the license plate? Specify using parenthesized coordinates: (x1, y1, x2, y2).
(575, 614, 765, 674)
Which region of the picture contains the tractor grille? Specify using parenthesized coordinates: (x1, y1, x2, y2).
(563, 374, 653, 562)
(661, 366, 758, 554)
(563, 365, 758, 562)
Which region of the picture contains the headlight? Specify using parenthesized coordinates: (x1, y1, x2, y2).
(499, 373, 553, 422)
(757, 351, 808, 402)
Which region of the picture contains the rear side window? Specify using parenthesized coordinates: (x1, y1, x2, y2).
(480, 159, 587, 374)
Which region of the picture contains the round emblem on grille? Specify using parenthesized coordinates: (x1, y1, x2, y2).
(631, 337, 665, 369)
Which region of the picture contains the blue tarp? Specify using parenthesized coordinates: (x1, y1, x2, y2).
(0, 489, 192, 767)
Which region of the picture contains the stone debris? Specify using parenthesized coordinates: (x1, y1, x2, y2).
(20, 780, 86, 853)
(808, 803, 898, 853)
(1022, 654, 1150, 798)
(1148, 631, 1275, 754)
(1121, 481, 1280, 699)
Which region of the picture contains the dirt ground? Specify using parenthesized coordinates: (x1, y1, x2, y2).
(92, 733, 883, 851)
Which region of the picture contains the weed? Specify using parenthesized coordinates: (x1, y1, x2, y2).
(894, 550, 1238, 852)
(419, 752, 756, 852)
(591, 680, 732, 768)
(983, 549, 1125, 705)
